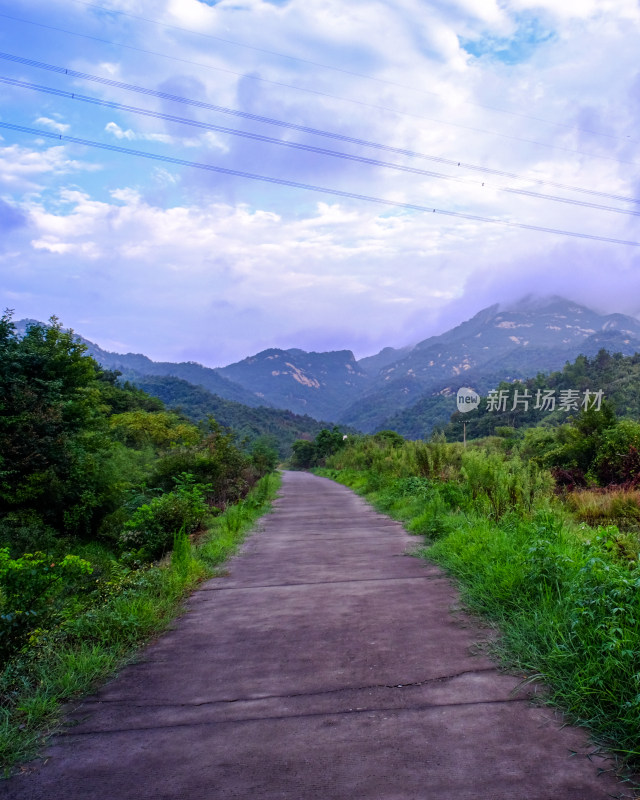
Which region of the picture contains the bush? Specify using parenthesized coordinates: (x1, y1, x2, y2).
(119, 475, 213, 561)
(591, 420, 640, 485)
(250, 438, 279, 475)
(0, 511, 59, 559)
(0, 549, 93, 663)
(151, 425, 252, 506)
(290, 439, 317, 469)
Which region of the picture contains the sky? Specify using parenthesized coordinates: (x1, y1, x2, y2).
(1, 0, 640, 366)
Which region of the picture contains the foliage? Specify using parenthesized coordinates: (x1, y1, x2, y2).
(0, 313, 183, 542)
(250, 437, 279, 474)
(0, 311, 280, 662)
(0, 313, 111, 535)
(109, 410, 200, 449)
(130, 373, 340, 458)
(591, 421, 640, 486)
(150, 421, 254, 506)
(290, 427, 348, 468)
(290, 439, 317, 469)
(461, 449, 553, 520)
(442, 350, 631, 443)
(119, 474, 212, 562)
(0, 549, 93, 662)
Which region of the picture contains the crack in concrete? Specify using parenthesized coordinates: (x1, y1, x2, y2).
(196, 574, 446, 592)
(80, 667, 507, 709)
(60, 696, 534, 738)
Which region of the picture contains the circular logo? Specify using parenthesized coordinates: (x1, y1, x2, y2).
(456, 387, 480, 413)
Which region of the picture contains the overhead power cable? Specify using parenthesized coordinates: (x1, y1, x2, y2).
(1, 121, 638, 247)
(67, 0, 630, 144)
(0, 18, 636, 169)
(3, 74, 639, 219)
(1, 51, 638, 208)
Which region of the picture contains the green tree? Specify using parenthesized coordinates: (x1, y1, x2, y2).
(0, 313, 115, 535)
(290, 439, 317, 469)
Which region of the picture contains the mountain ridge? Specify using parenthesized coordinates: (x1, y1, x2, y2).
(16, 296, 640, 437)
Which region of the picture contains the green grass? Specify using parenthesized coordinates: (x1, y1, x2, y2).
(0, 471, 281, 776)
(316, 464, 640, 778)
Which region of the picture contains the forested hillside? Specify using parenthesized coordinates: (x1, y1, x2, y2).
(17, 298, 640, 437)
(441, 349, 640, 442)
(342, 299, 640, 432)
(130, 373, 341, 457)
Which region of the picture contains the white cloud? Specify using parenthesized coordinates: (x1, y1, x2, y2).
(2, 0, 640, 362)
(35, 117, 70, 134)
(0, 144, 98, 192)
(105, 121, 173, 144)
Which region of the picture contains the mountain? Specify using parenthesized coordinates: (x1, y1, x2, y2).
(338, 297, 640, 432)
(15, 320, 264, 409)
(358, 345, 412, 376)
(217, 347, 371, 420)
(16, 296, 640, 439)
(14, 319, 336, 455)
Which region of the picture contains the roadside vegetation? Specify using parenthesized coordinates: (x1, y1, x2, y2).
(307, 414, 640, 773)
(0, 312, 279, 773)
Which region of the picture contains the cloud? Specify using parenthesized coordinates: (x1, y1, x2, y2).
(0, 144, 98, 192)
(35, 117, 70, 134)
(3, 181, 638, 363)
(0, 199, 28, 232)
(105, 122, 174, 144)
(1, 0, 639, 364)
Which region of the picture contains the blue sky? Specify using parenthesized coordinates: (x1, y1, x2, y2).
(1, 0, 640, 365)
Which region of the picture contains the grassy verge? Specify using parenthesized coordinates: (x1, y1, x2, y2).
(0, 471, 280, 776)
(316, 465, 640, 779)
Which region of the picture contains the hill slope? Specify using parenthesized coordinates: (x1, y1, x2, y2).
(341, 298, 640, 432)
(130, 374, 340, 456)
(218, 347, 370, 420)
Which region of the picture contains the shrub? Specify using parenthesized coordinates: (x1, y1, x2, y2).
(0, 511, 59, 559)
(290, 439, 317, 469)
(151, 426, 252, 506)
(250, 438, 279, 475)
(119, 475, 213, 561)
(591, 420, 640, 485)
(0, 549, 93, 663)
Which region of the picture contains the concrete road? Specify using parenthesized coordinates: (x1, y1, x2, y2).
(2, 471, 635, 799)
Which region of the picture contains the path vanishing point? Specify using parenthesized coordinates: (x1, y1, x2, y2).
(2, 471, 635, 799)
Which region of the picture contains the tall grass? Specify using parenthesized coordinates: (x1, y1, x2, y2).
(0, 472, 280, 776)
(566, 487, 640, 529)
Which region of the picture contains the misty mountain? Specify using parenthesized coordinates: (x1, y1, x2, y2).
(217, 348, 371, 420)
(16, 296, 640, 440)
(339, 297, 640, 432)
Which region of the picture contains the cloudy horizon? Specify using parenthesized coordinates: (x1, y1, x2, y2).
(1, 0, 640, 367)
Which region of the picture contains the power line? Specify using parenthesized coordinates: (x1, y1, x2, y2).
(2, 121, 638, 247)
(0, 16, 636, 169)
(4, 74, 639, 219)
(66, 0, 631, 144)
(1, 51, 638, 208)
